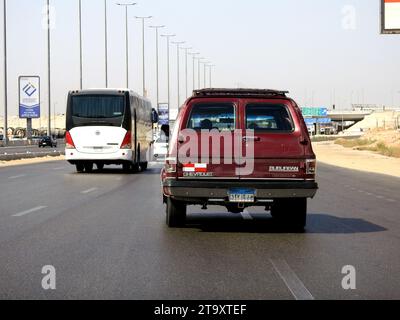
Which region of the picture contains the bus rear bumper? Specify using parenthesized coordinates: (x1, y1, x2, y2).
(65, 149, 134, 163)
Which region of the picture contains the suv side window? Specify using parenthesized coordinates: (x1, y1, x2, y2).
(187, 103, 235, 131)
(246, 104, 294, 132)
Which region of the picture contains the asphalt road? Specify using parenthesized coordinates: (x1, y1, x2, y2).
(0, 144, 65, 156)
(0, 160, 399, 300)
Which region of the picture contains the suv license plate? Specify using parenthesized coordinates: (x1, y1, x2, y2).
(228, 189, 256, 203)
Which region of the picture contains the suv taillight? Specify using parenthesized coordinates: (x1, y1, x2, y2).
(165, 157, 177, 174)
(306, 159, 317, 175)
(121, 131, 132, 149)
(65, 131, 75, 149)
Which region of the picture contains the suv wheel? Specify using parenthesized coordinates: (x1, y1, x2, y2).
(166, 198, 187, 228)
(271, 198, 307, 231)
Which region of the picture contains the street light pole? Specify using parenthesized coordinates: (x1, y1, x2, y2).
(116, 2, 137, 88)
(197, 57, 205, 89)
(47, 0, 51, 136)
(3, 0, 8, 145)
(135, 16, 152, 97)
(172, 41, 185, 109)
(189, 52, 199, 93)
(104, 0, 108, 88)
(161, 34, 175, 122)
(203, 62, 210, 88)
(149, 25, 165, 111)
(208, 64, 215, 88)
(181, 47, 192, 99)
(78, 0, 83, 89)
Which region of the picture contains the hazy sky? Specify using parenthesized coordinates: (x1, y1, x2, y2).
(1, 0, 400, 118)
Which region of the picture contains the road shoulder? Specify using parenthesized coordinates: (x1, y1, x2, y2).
(313, 141, 400, 178)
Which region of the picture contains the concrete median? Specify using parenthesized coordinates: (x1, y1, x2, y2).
(0, 150, 65, 162)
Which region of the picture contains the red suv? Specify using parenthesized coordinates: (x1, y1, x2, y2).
(161, 89, 318, 230)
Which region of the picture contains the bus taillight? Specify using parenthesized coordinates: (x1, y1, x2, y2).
(65, 131, 75, 149)
(121, 131, 132, 149)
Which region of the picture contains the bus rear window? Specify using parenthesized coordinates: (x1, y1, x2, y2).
(71, 95, 125, 119)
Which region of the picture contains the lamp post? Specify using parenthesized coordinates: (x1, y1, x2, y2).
(208, 64, 215, 88)
(189, 52, 199, 93)
(135, 16, 152, 97)
(149, 25, 165, 111)
(104, 0, 108, 87)
(172, 41, 185, 108)
(47, 0, 51, 136)
(3, 0, 8, 145)
(196, 57, 205, 89)
(203, 62, 210, 88)
(78, 0, 83, 89)
(161, 34, 175, 122)
(116, 2, 137, 88)
(181, 46, 192, 99)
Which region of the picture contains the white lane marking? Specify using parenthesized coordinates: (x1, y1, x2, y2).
(376, 195, 384, 199)
(270, 259, 314, 301)
(386, 199, 397, 203)
(13, 206, 47, 217)
(241, 210, 253, 220)
(81, 187, 98, 194)
(8, 174, 27, 180)
(52, 167, 65, 170)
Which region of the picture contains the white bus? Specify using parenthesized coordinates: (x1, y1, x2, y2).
(65, 89, 158, 173)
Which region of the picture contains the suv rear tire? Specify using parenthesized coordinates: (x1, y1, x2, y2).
(166, 198, 187, 228)
(271, 198, 307, 231)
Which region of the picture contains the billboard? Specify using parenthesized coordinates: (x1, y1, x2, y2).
(158, 103, 169, 126)
(19, 76, 40, 119)
(381, 0, 400, 34)
(301, 107, 328, 117)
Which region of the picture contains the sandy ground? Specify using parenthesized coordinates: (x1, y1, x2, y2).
(313, 141, 400, 178)
(0, 156, 64, 168)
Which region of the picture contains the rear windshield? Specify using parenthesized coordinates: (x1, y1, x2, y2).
(246, 104, 294, 132)
(187, 103, 235, 131)
(71, 95, 125, 119)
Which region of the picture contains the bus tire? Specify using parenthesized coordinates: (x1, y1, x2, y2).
(140, 162, 148, 171)
(84, 163, 94, 173)
(166, 198, 187, 228)
(76, 163, 84, 173)
(122, 163, 131, 172)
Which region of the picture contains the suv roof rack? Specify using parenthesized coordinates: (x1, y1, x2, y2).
(192, 88, 289, 98)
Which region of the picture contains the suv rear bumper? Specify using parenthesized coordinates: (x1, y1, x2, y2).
(163, 179, 318, 202)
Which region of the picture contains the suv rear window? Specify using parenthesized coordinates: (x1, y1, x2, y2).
(187, 103, 235, 131)
(246, 104, 294, 132)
